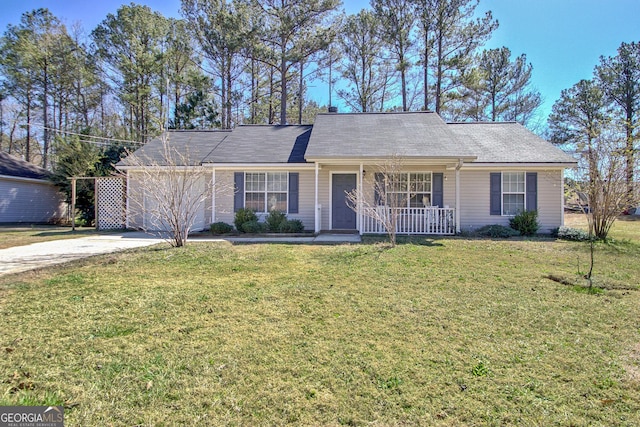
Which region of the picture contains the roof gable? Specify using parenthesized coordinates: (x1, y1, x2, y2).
(202, 125, 312, 164)
(118, 130, 231, 166)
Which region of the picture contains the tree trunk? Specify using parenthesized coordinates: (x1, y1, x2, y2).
(42, 61, 49, 169)
(269, 66, 275, 124)
(401, 65, 407, 112)
(25, 90, 31, 162)
(250, 56, 256, 124)
(220, 57, 227, 129)
(298, 61, 304, 124)
(280, 43, 287, 125)
(227, 60, 232, 129)
(435, 34, 443, 114)
(625, 107, 634, 206)
(423, 39, 429, 111)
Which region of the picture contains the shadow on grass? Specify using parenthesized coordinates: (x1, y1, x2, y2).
(362, 235, 445, 247)
(32, 228, 100, 238)
(545, 273, 639, 292)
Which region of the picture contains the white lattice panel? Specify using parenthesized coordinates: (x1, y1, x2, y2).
(96, 177, 125, 230)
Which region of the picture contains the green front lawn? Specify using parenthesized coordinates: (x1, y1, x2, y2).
(0, 226, 102, 249)
(1, 221, 639, 425)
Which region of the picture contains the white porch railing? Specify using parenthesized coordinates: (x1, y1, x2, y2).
(361, 207, 456, 235)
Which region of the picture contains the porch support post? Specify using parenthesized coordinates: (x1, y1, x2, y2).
(211, 169, 216, 224)
(125, 172, 130, 229)
(359, 162, 364, 235)
(455, 159, 463, 233)
(314, 162, 320, 233)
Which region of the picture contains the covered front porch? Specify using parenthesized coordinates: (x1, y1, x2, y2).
(361, 206, 456, 235)
(311, 158, 469, 236)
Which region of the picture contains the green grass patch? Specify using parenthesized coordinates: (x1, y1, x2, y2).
(0, 226, 107, 249)
(0, 222, 639, 425)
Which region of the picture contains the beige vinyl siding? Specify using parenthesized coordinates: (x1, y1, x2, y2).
(126, 172, 144, 229)
(296, 170, 316, 230)
(126, 172, 209, 231)
(459, 169, 564, 233)
(212, 170, 235, 225)
(0, 177, 66, 223)
(214, 170, 315, 231)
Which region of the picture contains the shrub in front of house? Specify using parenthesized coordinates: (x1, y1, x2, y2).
(241, 220, 264, 234)
(265, 210, 287, 232)
(210, 222, 234, 234)
(553, 226, 591, 241)
(234, 208, 258, 233)
(509, 210, 539, 236)
(475, 224, 520, 238)
(279, 219, 305, 233)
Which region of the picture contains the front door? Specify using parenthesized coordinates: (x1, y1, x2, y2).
(332, 173, 357, 230)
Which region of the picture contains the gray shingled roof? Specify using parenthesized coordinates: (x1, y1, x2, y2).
(202, 125, 312, 164)
(118, 114, 576, 167)
(118, 130, 231, 166)
(0, 151, 52, 180)
(306, 112, 477, 159)
(447, 122, 577, 163)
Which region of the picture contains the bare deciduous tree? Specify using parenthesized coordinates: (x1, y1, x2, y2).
(569, 127, 640, 287)
(345, 156, 407, 247)
(120, 132, 227, 247)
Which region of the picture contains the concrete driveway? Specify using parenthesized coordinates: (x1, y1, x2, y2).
(0, 232, 164, 277)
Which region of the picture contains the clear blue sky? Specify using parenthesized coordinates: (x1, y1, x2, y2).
(1, 0, 639, 127)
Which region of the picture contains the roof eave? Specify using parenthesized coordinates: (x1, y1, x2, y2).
(304, 155, 477, 165)
(462, 162, 577, 169)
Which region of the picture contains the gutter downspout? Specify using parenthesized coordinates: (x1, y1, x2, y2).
(455, 159, 463, 233)
(315, 162, 320, 233)
(211, 169, 216, 224)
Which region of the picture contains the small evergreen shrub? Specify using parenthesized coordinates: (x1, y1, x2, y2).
(555, 226, 591, 241)
(509, 210, 539, 236)
(241, 220, 264, 234)
(279, 219, 304, 233)
(234, 208, 258, 233)
(265, 210, 287, 232)
(210, 222, 234, 234)
(476, 224, 520, 238)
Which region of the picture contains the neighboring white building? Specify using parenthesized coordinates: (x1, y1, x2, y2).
(0, 152, 67, 223)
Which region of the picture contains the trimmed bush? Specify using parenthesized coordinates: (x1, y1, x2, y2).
(509, 210, 539, 236)
(476, 224, 520, 238)
(279, 219, 305, 233)
(234, 208, 258, 233)
(210, 222, 234, 234)
(555, 226, 591, 241)
(241, 220, 264, 234)
(265, 210, 287, 232)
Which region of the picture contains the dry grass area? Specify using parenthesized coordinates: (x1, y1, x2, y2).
(0, 226, 104, 250)
(1, 219, 639, 426)
(564, 212, 640, 242)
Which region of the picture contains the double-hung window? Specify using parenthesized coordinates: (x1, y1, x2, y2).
(409, 173, 432, 207)
(245, 172, 288, 213)
(490, 171, 536, 216)
(381, 172, 433, 207)
(502, 172, 525, 215)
